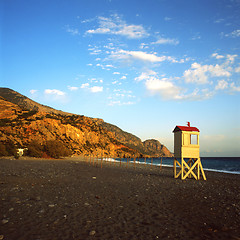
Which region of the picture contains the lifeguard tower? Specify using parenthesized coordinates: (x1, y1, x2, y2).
(173, 122, 206, 180)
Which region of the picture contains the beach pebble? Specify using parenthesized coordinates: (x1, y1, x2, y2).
(48, 204, 55, 208)
(8, 208, 14, 212)
(89, 230, 96, 236)
(92, 177, 96, 179)
(1, 219, 9, 224)
(39, 209, 45, 214)
(0, 235, 4, 240)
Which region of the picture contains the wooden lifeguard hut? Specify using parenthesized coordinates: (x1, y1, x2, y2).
(173, 122, 206, 180)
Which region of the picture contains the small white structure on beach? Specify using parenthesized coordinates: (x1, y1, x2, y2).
(17, 148, 28, 157)
(173, 122, 206, 180)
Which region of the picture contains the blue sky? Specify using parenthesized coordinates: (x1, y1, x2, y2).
(1, 0, 240, 156)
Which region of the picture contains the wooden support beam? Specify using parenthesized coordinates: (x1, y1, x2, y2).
(199, 160, 207, 180)
(182, 159, 198, 180)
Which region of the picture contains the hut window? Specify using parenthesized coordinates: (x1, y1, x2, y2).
(190, 134, 198, 145)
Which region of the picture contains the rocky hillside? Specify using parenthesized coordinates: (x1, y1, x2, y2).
(0, 88, 70, 115)
(0, 88, 173, 158)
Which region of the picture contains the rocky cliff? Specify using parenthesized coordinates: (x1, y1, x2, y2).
(0, 88, 173, 158)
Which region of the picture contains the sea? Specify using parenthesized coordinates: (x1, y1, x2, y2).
(104, 157, 240, 175)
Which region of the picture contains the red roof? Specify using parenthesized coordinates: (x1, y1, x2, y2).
(173, 125, 200, 132)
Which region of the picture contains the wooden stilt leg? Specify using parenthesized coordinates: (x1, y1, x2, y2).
(199, 158, 206, 180)
(197, 158, 200, 180)
(173, 158, 175, 178)
(181, 157, 184, 180)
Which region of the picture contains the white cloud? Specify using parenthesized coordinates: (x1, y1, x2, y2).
(191, 33, 201, 40)
(164, 17, 172, 21)
(135, 70, 214, 101)
(184, 62, 231, 84)
(215, 80, 228, 90)
(145, 77, 182, 100)
(30, 89, 37, 94)
(65, 25, 80, 36)
(212, 53, 224, 59)
(44, 89, 65, 96)
(86, 14, 149, 39)
(113, 72, 120, 74)
(68, 86, 79, 91)
(80, 83, 90, 89)
(89, 49, 102, 55)
(135, 70, 157, 81)
(152, 37, 179, 45)
(87, 28, 110, 34)
(135, 71, 181, 100)
(230, 83, 240, 92)
(111, 49, 176, 63)
(139, 43, 149, 49)
(115, 24, 148, 38)
(225, 29, 240, 38)
(105, 64, 114, 68)
(214, 18, 224, 24)
(235, 66, 240, 73)
(108, 100, 135, 106)
(226, 54, 238, 64)
(120, 76, 127, 80)
(90, 86, 103, 93)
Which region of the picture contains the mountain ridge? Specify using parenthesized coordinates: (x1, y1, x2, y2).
(0, 88, 173, 158)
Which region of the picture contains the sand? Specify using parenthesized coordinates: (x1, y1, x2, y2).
(0, 157, 240, 240)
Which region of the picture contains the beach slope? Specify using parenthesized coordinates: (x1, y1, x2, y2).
(0, 158, 239, 240)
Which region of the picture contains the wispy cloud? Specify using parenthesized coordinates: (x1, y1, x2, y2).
(225, 29, 240, 38)
(151, 37, 179, 45)
(230, 82, 240, 92)
(80, 13, 239, 103)
(85, 14, 149, 39)
(164, 17, 172, 21)
(191, 33, 201, 40)
(211, 53, 224, 59)
(215, 80, 228, 90)
(235, 65, 240, 73)
(44, 89, 67, 102)
(145, 77, 182, 100)
(90, 86, 103, 93)
(184, 62, 231, 84)
(108, 100, 135, 106)
(30, 89, 38, 94)
(80, 83, 103, 93)
(214, 18, 225, 24)
(65, 25, 80, 36)
(44, 89, 65, 96)
(68, 86, 79, 91)
(108, 88, 136, 106)
(80, 83, 90, 89)
(110, 49, 177, 63)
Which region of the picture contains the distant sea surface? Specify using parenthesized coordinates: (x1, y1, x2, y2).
(111, 157, 240, 175)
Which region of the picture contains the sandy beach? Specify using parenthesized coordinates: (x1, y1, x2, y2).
(0, 157, 239, 240)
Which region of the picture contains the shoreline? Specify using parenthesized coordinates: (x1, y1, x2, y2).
(2, 156, 239, 175)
